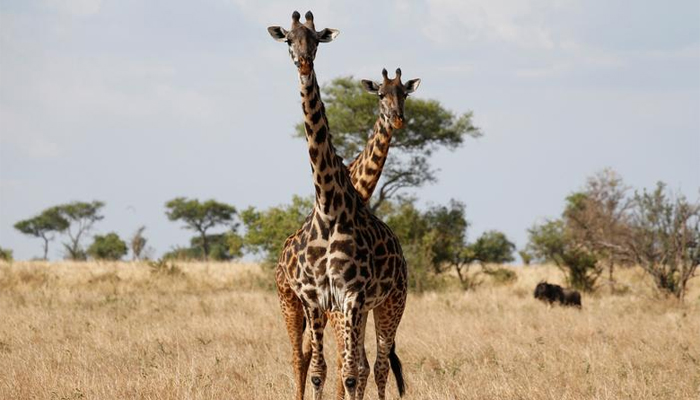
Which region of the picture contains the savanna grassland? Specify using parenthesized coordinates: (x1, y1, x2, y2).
(0, 261, 698, 400)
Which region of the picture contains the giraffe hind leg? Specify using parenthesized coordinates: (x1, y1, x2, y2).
(373, 289, 407, 399)
(355, 312, 371, 400)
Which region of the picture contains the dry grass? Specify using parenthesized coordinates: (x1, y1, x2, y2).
(0, 261, 698, 400)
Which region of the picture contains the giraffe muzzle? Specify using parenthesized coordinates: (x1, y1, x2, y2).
(298, 59, 313, 75)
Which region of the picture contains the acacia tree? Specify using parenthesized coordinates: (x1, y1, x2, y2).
(56, 201, 105, 260)
(626, 183, 700, 300)
(14, 207, 69, 260)
(165, 197, 237, 260)
(295, 77, 482, 211)
(564, 169, 633, 289)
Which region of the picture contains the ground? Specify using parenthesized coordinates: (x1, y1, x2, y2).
(0, 261, 698, 399)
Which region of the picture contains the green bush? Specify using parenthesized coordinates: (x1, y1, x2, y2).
(87, 232, 128, 261)
(0, 247, 13, 262)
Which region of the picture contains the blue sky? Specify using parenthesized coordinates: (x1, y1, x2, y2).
(1, 0, 698, 261)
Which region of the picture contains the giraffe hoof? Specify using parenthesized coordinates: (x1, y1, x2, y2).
(311, 376, 322, 387)
(345, 377, 356, 388)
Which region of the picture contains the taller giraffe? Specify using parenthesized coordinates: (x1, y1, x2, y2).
(272, 66, 420, 398)
(269, 11, 410, 400)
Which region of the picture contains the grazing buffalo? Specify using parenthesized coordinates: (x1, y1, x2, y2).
(534, 281, 582, 308)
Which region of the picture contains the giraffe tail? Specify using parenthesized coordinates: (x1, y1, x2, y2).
(389, 343, 406, 397)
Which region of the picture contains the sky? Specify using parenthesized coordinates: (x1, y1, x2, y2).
(1, 0, 699, 261)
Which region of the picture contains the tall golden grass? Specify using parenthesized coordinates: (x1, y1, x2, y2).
(0, 261, 698, 399)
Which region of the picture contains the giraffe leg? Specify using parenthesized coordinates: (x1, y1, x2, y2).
(276, 272, 311, 400)
(373, 290, 407, 400)
(341, 306, 367, 400)
(328, 310, 346, 400)
(355, 312, 371, 400)
(305, 307, 328, 400)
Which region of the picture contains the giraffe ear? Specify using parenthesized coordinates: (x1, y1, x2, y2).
(361, 80, 380, 94)
(267, 26, 289, 42)
(405, 78, 421, 94)
(317, 28, 339, 43)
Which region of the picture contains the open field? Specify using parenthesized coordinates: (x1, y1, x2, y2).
(1, 261, 698, 399)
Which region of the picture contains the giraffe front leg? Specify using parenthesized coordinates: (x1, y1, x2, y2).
(328, 310, 346, 400)
(355, 313, 370, 400)
(341, 306, 367, 400)
(305, 307, 328, 400)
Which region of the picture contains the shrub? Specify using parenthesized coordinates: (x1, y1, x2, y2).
(0, 247, 13, 262)
(87, 232, 128, 261)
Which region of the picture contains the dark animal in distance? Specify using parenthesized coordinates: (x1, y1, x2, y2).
(534, 281, 582, 308)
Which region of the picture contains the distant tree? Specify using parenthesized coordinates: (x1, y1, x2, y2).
(424, 200, 470, 274)
(295, 77, 482, 211)
(466, 230, 516, 265)
(625, 183, 700, 300)
(518, 250, 533, 266)
(241, 196, 313, 266)
(165, 198, 237, 260)
(384, 198, 478, 289)
(190, 232, 244, 261)
(526, 219, 601, 292)
(0, 246, 12, 262)
(164, 232, 243, 262)
(87, 232, 128, 261)
(14, 207, 69, 260)
(56, 201, 105, 260)
(564, 169, 633, 288)
(130, 226, 148, 261)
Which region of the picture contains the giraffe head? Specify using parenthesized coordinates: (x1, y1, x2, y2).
(361, 68, 421, 130)
(268, 11, 339, 76)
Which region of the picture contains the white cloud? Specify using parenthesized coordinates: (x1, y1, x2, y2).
(43, 0, 103, 17)
(421, 0, 564, 50)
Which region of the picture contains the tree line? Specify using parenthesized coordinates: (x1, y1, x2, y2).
(7, 168, 697, 300)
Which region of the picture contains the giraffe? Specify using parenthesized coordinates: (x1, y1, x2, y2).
(268, 11, 411, 400)
(271, 65, 420, 399)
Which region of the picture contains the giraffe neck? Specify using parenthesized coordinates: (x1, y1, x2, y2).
(348, 114, 394, 204)
(299, 70, 356, 219)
